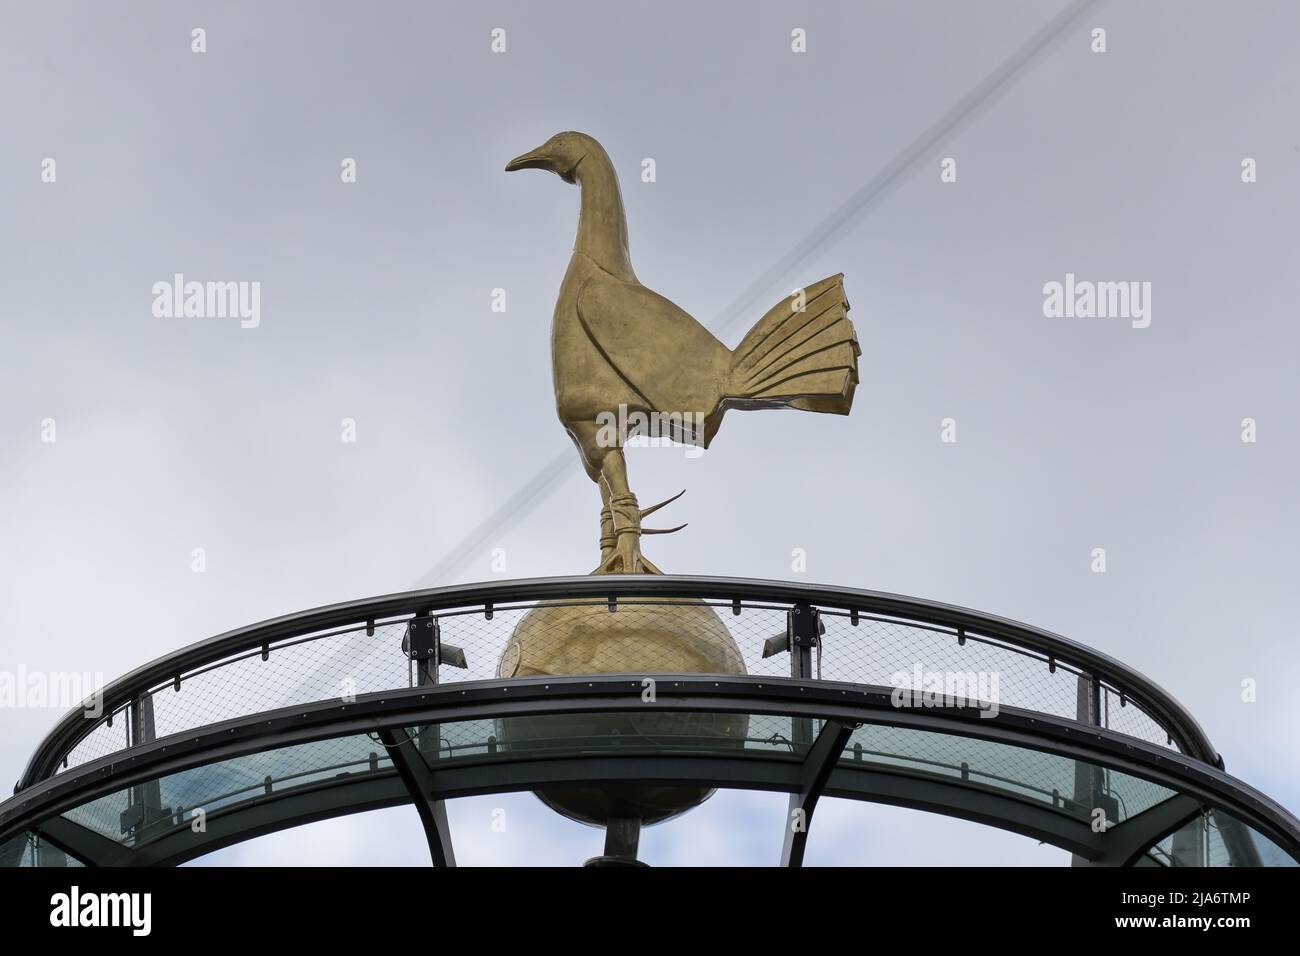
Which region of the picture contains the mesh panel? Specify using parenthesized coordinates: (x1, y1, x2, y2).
(48, 596, 1186, 778)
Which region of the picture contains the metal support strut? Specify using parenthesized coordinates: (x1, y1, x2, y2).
(779, 602, 852, 866)
(120, 692, 169, 845)
(378, 726, 455, 867)
(781, 717, 855, 867)
(393, 612, 463, 866)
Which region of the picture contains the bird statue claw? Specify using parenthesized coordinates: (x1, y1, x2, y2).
(638, 488, 686, 520)
(598, 535, 662, 575)
(594, 490, 685, 575)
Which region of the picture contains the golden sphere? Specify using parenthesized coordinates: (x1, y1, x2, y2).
(496, 599, 748, 826)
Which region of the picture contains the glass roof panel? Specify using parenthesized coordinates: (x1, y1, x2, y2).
(839, 723, 1176, 823)
(1143, 808, 1299, 866)
(0, 830, 86, 867)
(21, 708, 1244, 861)
(62, 734, 393, 847)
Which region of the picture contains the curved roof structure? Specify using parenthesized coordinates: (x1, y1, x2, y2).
(2, 576, 1296, 867)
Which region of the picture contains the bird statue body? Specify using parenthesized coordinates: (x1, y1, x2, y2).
(507, 132, 860, 574)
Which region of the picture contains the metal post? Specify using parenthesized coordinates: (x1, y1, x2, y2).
(120, 692, 168, 845)
(585, 817, 646, 867)
(1071, 674, 1100, 866)
(782, 603, 824, 864)
(1071, 674, 1120, 865)
(399, 614, 456, 866)
(409, 615, 443, 769)
(788, 603, 819, 742)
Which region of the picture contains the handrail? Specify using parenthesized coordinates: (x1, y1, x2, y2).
(15, 575, 1219, 790)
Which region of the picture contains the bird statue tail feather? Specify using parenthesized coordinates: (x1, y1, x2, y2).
(725, 273, 860, 414)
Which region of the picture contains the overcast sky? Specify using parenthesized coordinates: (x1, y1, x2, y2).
(2, 0, 1297, 865)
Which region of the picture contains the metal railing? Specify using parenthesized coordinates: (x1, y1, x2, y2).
(15, 575, 1219, 792)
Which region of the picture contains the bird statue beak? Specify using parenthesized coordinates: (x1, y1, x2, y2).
(504, 147, 551, 172)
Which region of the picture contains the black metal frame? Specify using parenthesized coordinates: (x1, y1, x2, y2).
(377, 728, 454, 866)
(3, 673, 1297, 867)
(781, 719, 855, 866)
(16, 575, 1221, 793)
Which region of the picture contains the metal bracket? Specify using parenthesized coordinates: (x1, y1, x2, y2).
(402, 615, 468, 673)
(790, 603, 822, 649)
(403, 614, 439, 661)
(761, 603, 825, 659)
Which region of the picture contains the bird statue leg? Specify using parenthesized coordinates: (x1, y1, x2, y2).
(604, 491, 651, 574)
(596, 485, 687, 574)
(598, 485, 616, 567)
(594, 447, 651, 574)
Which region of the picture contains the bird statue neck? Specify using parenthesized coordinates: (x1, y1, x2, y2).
(573, 147, 636, 282)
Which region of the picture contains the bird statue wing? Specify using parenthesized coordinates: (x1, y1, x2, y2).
(576, 276, 731, 414)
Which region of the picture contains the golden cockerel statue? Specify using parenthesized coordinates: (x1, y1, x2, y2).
(506, 131, 860, 573)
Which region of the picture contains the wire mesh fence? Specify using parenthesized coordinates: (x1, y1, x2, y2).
(45, 586, 1185, 779)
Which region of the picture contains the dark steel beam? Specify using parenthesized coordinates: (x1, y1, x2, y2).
(5, 674, 1292, 854)
(377, 728, 455, 867)
(34, 816, 132, 867)
(781, 719, 855, 866)
(1089, 795, 1204, 867)
(3, 675, 1295, 863)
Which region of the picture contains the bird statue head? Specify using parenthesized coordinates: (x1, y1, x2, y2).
(504, 131, 595, 184)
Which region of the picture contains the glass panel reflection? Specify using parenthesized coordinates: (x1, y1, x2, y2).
(839, 723, 1176, 823)
(1143, 808, 1298, 867)
(0, 831, 85, 867)
(19, 707, 1290, 867)
(62, 735, 393, 848)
